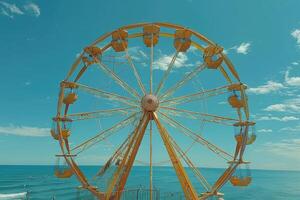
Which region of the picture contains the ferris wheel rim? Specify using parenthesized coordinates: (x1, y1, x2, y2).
(53, 22, 253, 199)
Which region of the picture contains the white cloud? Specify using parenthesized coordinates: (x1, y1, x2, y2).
(225, 42, 251, 55)
(248, 81, 285, 94)
(235, 42, 251, 54)
(263, 97, 300, 113)
(263, 139, 300, 159)
(119, 47, 148, 61)
(0, 125, 50, 137)
(138, 50, 147, 59)
(285, 68, 300, 86)
(153, 53, 193, 71)
(187, 46, 198, 55)
(25, 81, 31, 86)
(0, 1, 23, 18)
(291, 29, 300, 46)
(258, 129, 272, 133)
(257, 115, 299, 122)
(263, 103, 300, 112)
(24, 2, 40, 17)
(285, 98, 300, 104)
(292, 62, 299, 66)
(279, 126, 300, 132)
(0, 1, 41, 18)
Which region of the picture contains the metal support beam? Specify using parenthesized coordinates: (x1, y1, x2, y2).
(105, 113, 150, 200)
(115, 113, 150, 198)
(153, 112, 199, 200)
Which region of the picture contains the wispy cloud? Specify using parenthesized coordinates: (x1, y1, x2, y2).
(0, 125, 50, 137)
(128, 47, 148, 61)
(291, 29, 300, 46)
(0, 1, 23, 18)
(248, 81, 284, 94)
(292, 62, 299, 66)
(257, 115, 299, 122)
(258, 129, 273, 133)
(262, 139, 300, 159)
(279, 126, 300, 132)
(235, 42, 251, 54)
(24, 2, 40, 17)
(153, 52, 194, 71)
(0, 1, 40, 18)
(263, 96, 300, 113)
(285, 68, 300, 86)
(263, 103, 300, 112)
(225, 42, 251, 55)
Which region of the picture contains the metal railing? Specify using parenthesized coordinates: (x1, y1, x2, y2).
(76, 188, 185, 200)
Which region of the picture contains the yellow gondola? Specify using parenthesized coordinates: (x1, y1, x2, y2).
(230, 176, 252, 186)
(234, 121, 256, 145)
(111, 29, 128, 52)
(228, 94, 244, 108)
(54, 157, 74, 179)
(203, 45, 224, 69)
(230, 163, 252, 187)
(246, 134, 256, 145)
(174, 29, 192, 52)
(143, 24, 160, 47)
(55, 168, 73, 178)
(63, 92, 78, 105)
(50, 117, 72, 140)
(50, 129, 70, 140)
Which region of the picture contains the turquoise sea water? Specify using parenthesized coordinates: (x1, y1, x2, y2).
(0, 165, 299, 200)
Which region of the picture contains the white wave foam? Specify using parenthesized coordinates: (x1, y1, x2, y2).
(0, 192, 27, 199)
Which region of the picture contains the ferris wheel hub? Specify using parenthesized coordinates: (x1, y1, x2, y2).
(141, 94, 159, 112)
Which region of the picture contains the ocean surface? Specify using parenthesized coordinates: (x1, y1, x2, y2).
(0, 165, 299, 200)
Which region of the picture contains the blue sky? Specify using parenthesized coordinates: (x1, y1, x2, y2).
(1, 0, 300, 171)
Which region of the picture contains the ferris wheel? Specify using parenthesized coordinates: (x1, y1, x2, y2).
(51, 22, 256, 200)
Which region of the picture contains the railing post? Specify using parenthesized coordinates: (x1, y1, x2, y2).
(136, 188, 140, 200)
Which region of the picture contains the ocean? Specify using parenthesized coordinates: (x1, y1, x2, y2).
(0, 165, 299, 200)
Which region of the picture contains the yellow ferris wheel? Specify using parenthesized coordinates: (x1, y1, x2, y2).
(51, 22, 256, 200)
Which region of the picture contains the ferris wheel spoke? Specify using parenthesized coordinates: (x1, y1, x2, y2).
(74, 65, 88, 82)
(65, 107, 139, 121)
(155, 50, 180, 95)
(160, 84, 231, 107)
(159, 107, 239, 126)
(159, 63, 207, 100)
(168, 133, 212, 191)
(95, 59, 141, 99)
(71, 112, 140, 155)
(73, 82, 139, 107)
(94, 132, 133, 179)
(122, 45, 147, 96)
(158, 111, 233, 161)
(150, 34, 154, 94)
